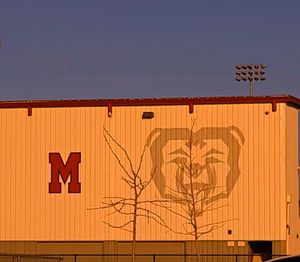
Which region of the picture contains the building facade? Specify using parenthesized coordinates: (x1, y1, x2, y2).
(0, 95, 299, 261)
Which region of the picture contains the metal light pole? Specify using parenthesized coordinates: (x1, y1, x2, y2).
(235, 64, 266, 96)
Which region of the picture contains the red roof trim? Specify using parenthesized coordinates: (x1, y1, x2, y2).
(0, 95, 299, 109)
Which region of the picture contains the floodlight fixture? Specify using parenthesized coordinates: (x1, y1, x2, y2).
(235, 64, 266, 96)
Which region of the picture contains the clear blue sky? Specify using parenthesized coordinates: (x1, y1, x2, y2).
(0, 1, 300, 100)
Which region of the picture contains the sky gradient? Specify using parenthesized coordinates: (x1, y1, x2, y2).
(0, 1, 300, 100)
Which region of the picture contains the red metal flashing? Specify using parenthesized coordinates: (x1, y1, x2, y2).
(272, 101, 277, 112)
(107, 103, 112, 117)
(0, 95, 299, 110)
(189, 103, 194, 114)
(27, 106, 32, 116)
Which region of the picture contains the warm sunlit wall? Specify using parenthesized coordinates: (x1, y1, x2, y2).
(0, 102, 296, 242)
(285, 106, 300, 254)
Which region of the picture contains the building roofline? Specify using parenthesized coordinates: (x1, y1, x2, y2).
(0, 95, 299, 110)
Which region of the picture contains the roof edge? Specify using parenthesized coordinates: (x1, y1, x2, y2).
(0, 95, 299, 109)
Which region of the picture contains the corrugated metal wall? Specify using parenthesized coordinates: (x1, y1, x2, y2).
(285, 106, 300, 254)
(0, 103, 291, 241)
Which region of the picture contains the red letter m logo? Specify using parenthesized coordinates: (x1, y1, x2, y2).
(49, 152, 81, 193)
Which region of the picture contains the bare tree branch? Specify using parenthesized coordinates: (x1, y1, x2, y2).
(149, 117, 232, 262)
(136, 144, 147, 175)
(89, 127, 165, 262)
(103, 128, 132, 179)
(103, 220, 134, 233)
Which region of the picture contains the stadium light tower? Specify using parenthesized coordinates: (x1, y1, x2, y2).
(235, 64, 266, 96)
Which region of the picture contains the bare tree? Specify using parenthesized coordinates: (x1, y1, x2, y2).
(90, 121, 238, 262)
(148, 118, 231, 262)
(88, 127, 166, 262)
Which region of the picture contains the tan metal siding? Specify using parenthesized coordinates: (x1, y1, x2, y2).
(286, 106, 300, 254)
(0, 103, 291, 241)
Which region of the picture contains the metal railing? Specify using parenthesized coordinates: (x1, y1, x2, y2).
(0, 253, 287, 262)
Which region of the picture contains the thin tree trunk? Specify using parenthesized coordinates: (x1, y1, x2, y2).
(195, 237, 201, 262)
(132, 212, 137, 262)
(132, 176, 138, 262)
(188, 123, 201, 262)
